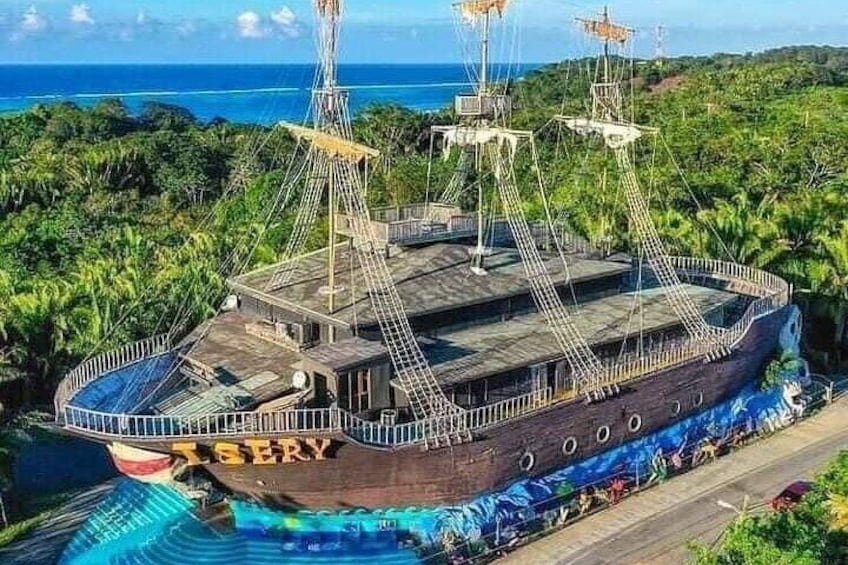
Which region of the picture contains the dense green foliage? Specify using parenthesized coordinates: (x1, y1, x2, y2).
(690, 451, 848, 565)
(0, 100, 301, 400)
(509, 46, 848, 362)
(1, 46, 847, 411)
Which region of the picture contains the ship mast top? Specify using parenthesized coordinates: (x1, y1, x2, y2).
(314, 0, 346, 130)
(576, 6, 634, 121)
(456, 0, 509, 94)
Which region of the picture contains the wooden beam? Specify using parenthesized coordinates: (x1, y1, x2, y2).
(279, 122, 380, 162)
(456, 0, 509, 17)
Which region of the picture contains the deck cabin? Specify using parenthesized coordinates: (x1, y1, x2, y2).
(154, 215, 748, 424)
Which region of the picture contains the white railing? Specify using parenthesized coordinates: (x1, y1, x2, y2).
(667, 256, 791, 350)
(53, 334, 172, 419)
(668, 256, 791, 302)
(57, 386, 550, 447)
(54, 257, 789, 447)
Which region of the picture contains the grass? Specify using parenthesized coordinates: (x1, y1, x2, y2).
(0, 510, 50, 548)
(0, 491, 71, 549)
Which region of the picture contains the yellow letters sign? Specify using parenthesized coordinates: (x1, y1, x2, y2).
(172, 438, 335, 466)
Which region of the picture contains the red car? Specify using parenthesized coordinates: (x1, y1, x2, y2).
(770, 481, 813, 511)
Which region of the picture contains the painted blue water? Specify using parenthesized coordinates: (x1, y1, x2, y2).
(0, 64, 538, 124)
(69, 352, 179, 414)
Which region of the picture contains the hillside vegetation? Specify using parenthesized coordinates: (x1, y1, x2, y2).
(0, 46, 847, 411)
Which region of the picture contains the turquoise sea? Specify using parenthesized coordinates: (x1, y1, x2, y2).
(0, 64, 538, 124)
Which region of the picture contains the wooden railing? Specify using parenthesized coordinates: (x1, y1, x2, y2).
(54, 257, 789, 448)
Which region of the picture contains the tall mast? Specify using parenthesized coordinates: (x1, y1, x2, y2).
(576, 5, 633, 121)
(315, 0, 345, 341)
(560, 8, 729, 354)
(456, 0, 509, 273)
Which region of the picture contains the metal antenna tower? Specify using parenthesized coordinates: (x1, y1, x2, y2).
(654, 25, 666, 64)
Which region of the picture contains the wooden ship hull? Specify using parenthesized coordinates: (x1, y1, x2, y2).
(100, 305, 788, 510)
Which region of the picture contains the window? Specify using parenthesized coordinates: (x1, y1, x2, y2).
(597, 425, 611, 444)
(340, 369, 371, 414)
(693, 392, 704, 408)
(562, 437, 578, 456)
(628, 414, 643, 433)
(519, 451, 536, 472)
(671, 400, 682, 416)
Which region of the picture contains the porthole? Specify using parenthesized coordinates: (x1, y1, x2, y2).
(596, 425, 611, 444)
(628, 414, 643, 433)
(693, 392, 704, 408)
(519, 451, 536, 472)
(671, 400, 682, 416)
(562, 437, 578, 456)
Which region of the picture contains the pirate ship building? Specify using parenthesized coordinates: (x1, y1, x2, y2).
(54, 1, 793, 510)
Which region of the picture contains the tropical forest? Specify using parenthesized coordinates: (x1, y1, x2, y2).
(0, 45, 847, 555)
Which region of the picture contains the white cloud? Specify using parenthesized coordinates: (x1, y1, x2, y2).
(237, 11, 269, 39)
(271, 7, 296, 27)
(20, 5, 47, 33)
(70, 4, 94, 25)
(176, 20, 197, 37)
(271, 6, 299, 37)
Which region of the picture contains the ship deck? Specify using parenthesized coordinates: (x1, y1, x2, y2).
(230, 243, 632, 327)
(173, 284, 739, 409)
(426, 284, 739, 385)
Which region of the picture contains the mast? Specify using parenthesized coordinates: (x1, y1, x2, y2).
(559, 7, 730, 355)
(575, 5, 633, 121)
(268, 2, 470, 437)
(455, 0, 510, 273)
(316, 0, 345, 341)
(480, 8, 491, 94)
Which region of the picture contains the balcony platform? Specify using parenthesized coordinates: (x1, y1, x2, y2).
(232, 242, 631, 329)
(426, 284, 741, 386)
(336, 203, 478, 246)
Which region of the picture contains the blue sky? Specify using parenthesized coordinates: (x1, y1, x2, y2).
(0, 1, 846, 63)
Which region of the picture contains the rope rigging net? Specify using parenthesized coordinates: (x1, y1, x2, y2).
(558, 6, 730, 356)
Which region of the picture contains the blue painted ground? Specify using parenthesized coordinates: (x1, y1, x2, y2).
(12, 437, 115, 497)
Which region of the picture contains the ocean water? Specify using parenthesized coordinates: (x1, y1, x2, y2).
(0, 64, 538, 124)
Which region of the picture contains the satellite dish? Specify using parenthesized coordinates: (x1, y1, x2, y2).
(222, 295, 239, 312)
(293, 371, 310, 390)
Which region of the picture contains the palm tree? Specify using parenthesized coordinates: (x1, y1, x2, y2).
(809, 222, 848, 353)
(827, 494, 848, 532)
(697, 193, 788, 268)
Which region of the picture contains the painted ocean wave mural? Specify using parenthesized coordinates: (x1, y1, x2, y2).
(62, 310, 809, 564)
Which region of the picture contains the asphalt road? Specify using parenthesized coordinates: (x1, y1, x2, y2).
(565, 423, 848, 565)
(500, 398, 848, 565)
